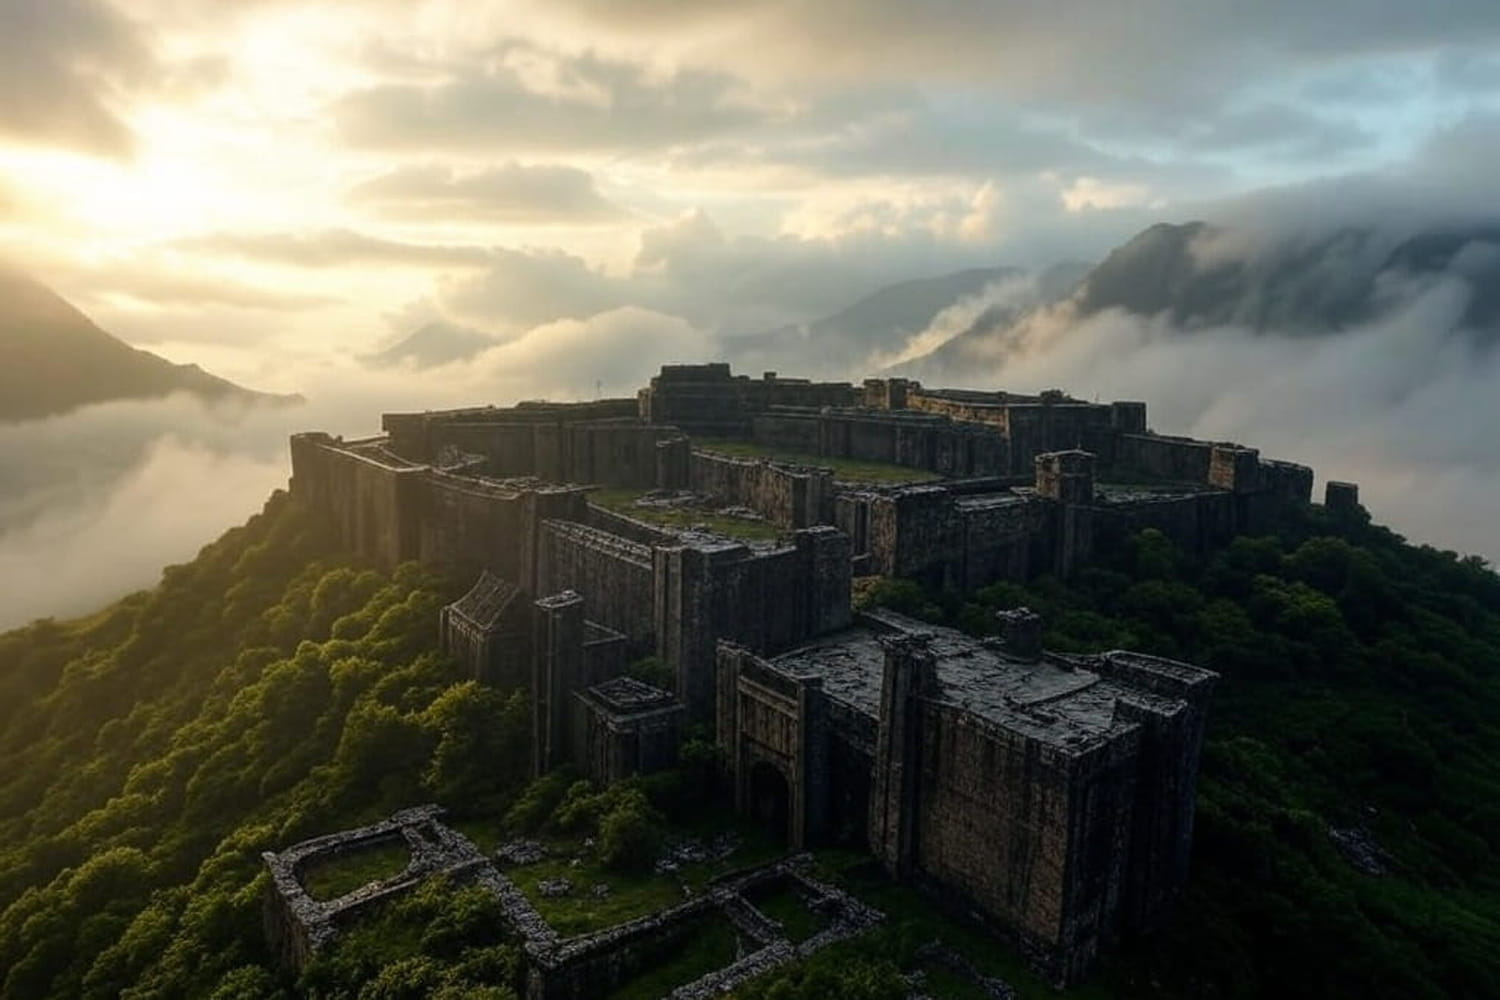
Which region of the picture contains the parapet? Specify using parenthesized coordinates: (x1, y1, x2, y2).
(995, 607, 1044, 661)
(1325, 480, 1361, 513)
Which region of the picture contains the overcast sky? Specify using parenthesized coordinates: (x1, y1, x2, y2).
(2, 0, 1499, 391)
(1, 1, 1499, 623)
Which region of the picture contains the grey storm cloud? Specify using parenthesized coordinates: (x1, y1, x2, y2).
(346, 163, 627, 224)
(334, 42, 772, 154)
(0, 0, 153, 157)
(533, 0, 1500, 164)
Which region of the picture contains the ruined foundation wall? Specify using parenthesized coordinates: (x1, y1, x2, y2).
(689, 451, 834, 528)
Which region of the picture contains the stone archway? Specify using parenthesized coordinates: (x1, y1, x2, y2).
(748, 760, 792, 844)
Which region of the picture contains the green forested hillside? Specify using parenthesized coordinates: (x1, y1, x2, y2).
(0, 492, 531, 998)
(859, 504, 1500, 999)
(0, 490, 1497, 999)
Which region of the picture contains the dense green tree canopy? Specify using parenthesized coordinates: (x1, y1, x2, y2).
(0, 491, 1496, 998)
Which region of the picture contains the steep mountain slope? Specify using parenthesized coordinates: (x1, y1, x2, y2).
(0, 265, 297, 422)
(360, 320, 498, 370)
(723, 266, 1021, 376)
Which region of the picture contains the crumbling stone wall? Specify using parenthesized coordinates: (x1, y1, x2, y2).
(1096, 490, 1238, 554)
(689, 451, 834, 528)
(523, 856, 881, 1000)
(261, 805, 539, 973)
(900, 389, 1120, 476)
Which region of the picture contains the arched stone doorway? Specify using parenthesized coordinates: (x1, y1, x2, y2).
(748, 760, 792, 844)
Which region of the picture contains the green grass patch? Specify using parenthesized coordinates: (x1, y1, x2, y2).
(300, 839, 412, 902)
(748, 881, 828, 943)
(919, 963, 993, 1000)
(695, 439, 943, 484)
(589, 488, 785, 542)
(810, 851, 1112, 1000)
(452, 816, 505, 854)
(606, 915, 741, 1000)
(510, 813, 784, 937)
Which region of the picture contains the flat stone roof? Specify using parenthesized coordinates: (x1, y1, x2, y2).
(585, 676, 677, 715)
(767, 611, 1171, 755)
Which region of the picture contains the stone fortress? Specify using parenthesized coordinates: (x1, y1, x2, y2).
(272, 363, 1357, 989)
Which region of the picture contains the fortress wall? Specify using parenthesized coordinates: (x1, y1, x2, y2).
(915, 706, 1077, 967)
(1099, 492, 1238, 554)
(1003, 408, 1116, 476)
(639, 362, 859, 437)
(1259, 459, 1314, 506)
(583, 504, 675, 546)
(958, 499, 1051, 590)
(1112, 434, 1214, 484)
(538, 520, 657, 652)
(689, 451, 834, 528)
(1055, 735, 1142, 982)
(658, 528, 852, 721)
(381, 405, 683, 489)
(750, 410, 1006, 479)
(289, 434, 421, 569)
(750, 411, 824, 454)
(568, 423, 679, 489)
(416, 474, 531, 586)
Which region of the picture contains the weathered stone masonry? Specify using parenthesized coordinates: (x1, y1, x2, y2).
(282, 363, 1353, 987)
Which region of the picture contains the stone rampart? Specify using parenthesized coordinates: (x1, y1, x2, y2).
(639, 363, 860, 437)
(751, 408, 1005, 479)
(537, 520, 657, 654)
(289, 433, 591, 588)
(657, 527, 852, 722)
(689, 451, 834, 528)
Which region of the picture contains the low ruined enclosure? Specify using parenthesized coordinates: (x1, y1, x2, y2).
(270, 362, 1356, 993)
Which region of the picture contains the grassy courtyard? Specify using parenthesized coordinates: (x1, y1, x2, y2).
(589, 488, 785, 542)
(300, 839, 412, 902)
(694, 438, 943, 484)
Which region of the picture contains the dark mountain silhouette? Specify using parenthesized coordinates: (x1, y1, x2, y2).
(0, 265, 299, 422)
(902, 220, 1500, 375)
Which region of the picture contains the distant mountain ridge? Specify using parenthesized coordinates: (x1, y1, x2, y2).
(0, 265, 299, 422)
(723, 266, 1023, 376)
(900, 220, 1500, 376)
(359, 320, 499, 370)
